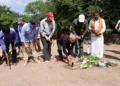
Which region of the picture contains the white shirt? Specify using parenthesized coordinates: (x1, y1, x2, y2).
(89, 18, 106, 36)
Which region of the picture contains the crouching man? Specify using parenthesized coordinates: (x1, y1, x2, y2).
(0, 27, 17, 65)
(57, 29, 78, 61)
(21, 19, 40, 66)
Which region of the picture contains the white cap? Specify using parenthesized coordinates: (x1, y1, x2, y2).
(78, 14, 85, 23)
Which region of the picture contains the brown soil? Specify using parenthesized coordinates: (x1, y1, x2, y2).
(0, 41, 120, 86)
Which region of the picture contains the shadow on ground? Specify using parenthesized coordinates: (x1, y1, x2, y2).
(104, 54, 120, 61)
(106, 50, 120, 54)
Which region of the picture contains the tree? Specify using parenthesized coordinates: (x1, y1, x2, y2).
(0, 5, 19, 29)
(100, 0, 120, 29)
(24, 0, 55, 20)
(24, 0, 120, 29)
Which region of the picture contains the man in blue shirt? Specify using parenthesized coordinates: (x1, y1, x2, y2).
(15, 18, 26, 55)
(21, 19, 40, 66)
(0, 27, 17, 65)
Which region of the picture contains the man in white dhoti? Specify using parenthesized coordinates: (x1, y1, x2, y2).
(89, 11, 106, 58)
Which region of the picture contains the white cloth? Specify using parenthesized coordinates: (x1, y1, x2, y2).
(115, 20, 120, 30)
(89, 18, 106, 58)
(91, 35, 104, 58)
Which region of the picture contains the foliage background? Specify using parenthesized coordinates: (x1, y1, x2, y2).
(0, 0, 120, 43)
(24, 0, 120, 31)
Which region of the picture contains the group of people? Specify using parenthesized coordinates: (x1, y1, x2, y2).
(57, 11, 106, 62)
(1, 11, 119, 66)
(0, 12, 56, 66)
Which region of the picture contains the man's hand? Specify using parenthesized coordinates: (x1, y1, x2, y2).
(4, 51, 8, 58)
(91, 29, 95, 33)
(30, 43, 35, 50)
(96, 32, 101, 36)
(13, 45, 16, 50)
(45, 36, 50, 41)
(91, 29, 100, 36)
(33, 40, 37, 45)
(51, 39, 54, 46)
(76, 36, 81, 39)
(23, 42, 28, 48)
(48, 36, 51, 40)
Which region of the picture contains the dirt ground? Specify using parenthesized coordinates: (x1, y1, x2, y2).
(0, 41, 120, 86)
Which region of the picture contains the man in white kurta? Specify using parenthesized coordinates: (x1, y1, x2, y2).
(89, 11, 106, 58)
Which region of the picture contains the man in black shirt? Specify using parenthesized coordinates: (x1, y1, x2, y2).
(57, 29, 77, 61)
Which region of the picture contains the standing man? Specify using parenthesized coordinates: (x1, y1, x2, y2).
(70, 14, 88, 58)
(40, 12, 55, 62)
(21, 19, 40, 66)
(34, 17, 44, 52)
(0, 27, 17, 65)
(15, 18, 26, 55)
(89, 11, 106, 58)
